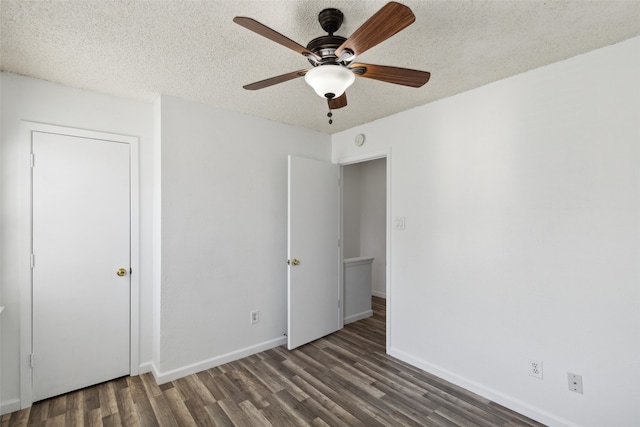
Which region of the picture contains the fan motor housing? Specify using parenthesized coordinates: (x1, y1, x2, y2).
(306, 8, 348, 66)
(306, 35, 347, 65)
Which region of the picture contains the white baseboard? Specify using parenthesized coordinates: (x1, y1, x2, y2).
(371, 290, 386, 299)
(389, 348, 578, 427)
(344, 309, 373, 325)
(138, 361, 153, 375)
(0, 398, 21, 416)
(151, 336, 287, 385)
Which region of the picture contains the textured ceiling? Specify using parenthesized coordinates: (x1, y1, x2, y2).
(2, 1, 639, 134)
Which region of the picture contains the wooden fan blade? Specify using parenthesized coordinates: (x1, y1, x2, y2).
(335, 2, 415, 58)
(233, 17, 320, 61)
(243, 69, 308, 90)
(328, 93, 348, 109)
(351, 63, 430, 88)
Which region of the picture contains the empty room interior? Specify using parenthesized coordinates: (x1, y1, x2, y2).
(1, 1, 639, 426)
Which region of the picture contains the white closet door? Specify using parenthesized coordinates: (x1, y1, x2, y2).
(32, 131, 130, 401)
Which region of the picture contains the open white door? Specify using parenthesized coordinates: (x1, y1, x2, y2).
(287, 155, 341, 349)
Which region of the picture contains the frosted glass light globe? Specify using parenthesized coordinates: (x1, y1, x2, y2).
(304, 65, 355, 99)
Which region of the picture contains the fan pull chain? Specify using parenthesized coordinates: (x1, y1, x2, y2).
(325, 93, 335, 125)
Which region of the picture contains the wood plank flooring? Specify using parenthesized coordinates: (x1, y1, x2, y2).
(2, 297, 546, 426)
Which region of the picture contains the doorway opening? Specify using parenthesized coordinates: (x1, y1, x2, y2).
(341, 156, 388, 346)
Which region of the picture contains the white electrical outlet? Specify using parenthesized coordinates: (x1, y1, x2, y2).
(568, 373, 583, 394)
(394, 217, 405, 230)
(529, 360, 543, 379)
(250, 310, 259, 325)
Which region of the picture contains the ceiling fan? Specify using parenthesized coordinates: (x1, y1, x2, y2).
(233, 1, 431, 124)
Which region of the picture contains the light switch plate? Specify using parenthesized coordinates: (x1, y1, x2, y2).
(394, 217, 405, 230)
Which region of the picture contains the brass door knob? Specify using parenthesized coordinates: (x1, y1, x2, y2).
(291, 259, 300, 266)
(117, 268, 127, 277)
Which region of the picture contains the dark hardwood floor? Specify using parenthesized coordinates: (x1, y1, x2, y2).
(2, 297, 545, 426)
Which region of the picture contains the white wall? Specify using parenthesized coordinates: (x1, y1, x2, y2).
(332, 37, 640, 427)
(154, 95, 330, 381)
(0, 73, 155, 413)
(343, 160, 387, 297)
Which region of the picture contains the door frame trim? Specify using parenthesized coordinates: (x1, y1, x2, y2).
(19, 121, 140, 408)
(337, 148, 391, 352)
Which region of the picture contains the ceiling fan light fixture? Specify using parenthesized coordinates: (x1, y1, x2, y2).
(304, 65, 355, 99)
